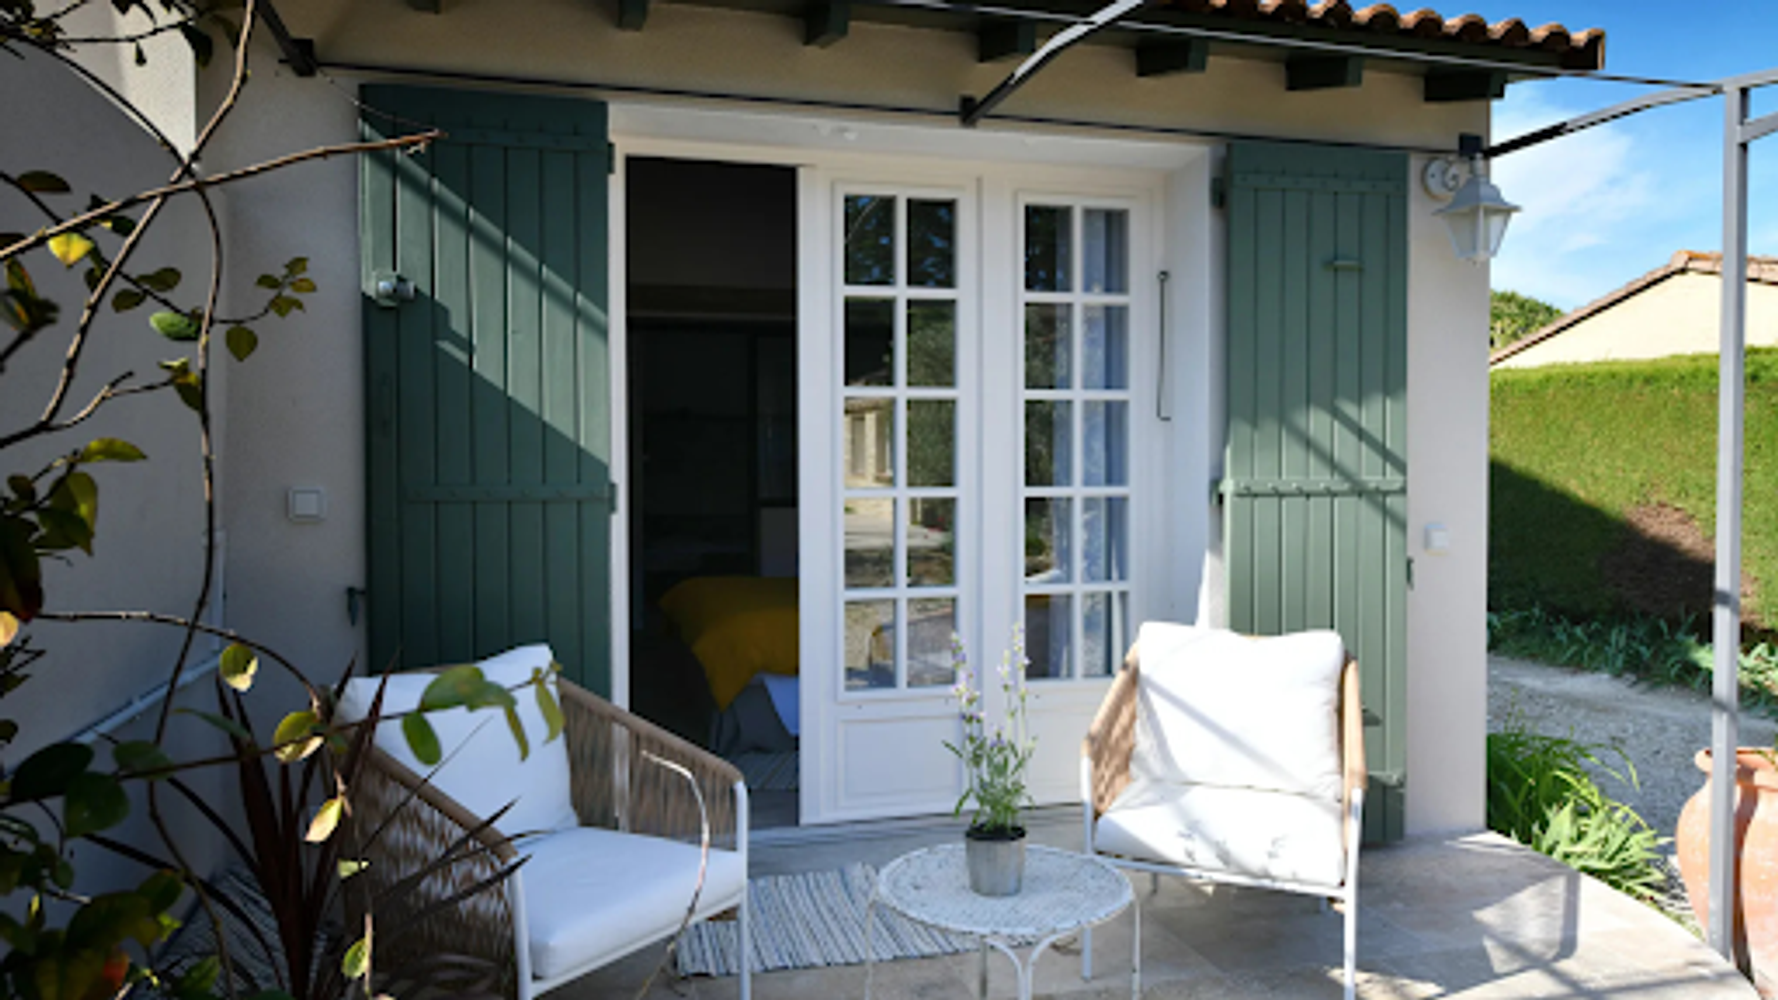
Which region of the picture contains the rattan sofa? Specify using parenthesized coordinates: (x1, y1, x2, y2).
(1079, 624, 1365, 1000)
(337, 645, 751, 1000)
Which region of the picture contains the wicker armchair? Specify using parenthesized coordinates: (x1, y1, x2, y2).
(340, 647, 750, 1000)
(1079, 624, 1365, 1000)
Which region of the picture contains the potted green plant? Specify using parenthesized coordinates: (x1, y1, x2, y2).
(945, 626, 1036, 896)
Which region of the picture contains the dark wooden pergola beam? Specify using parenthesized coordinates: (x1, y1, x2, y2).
(1286, 55, 1363, 91)
(1135, 39, 1207, 78)
(618, 0, 648, 31)
(1424, 69, 1508, 103)
(258, 0, 317, 77)
(978, 19, 1036, 63)
(806, 0, 849, 47)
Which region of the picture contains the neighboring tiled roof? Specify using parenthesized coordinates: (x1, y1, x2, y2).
(1488, 251, 1778, 365)
(1159, 1, 1606, 70)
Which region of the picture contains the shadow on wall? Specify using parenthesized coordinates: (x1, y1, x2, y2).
(1489, 460, 1761, 630)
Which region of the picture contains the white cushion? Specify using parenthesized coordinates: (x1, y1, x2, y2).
(1095, 777, 1345, 887)
(518, 826, 747, 981)
(1129, 623, 1345, 801)
(335, 644, 578, 838)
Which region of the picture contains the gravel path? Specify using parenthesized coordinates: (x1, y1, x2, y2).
(1488, 654, 1778, 928)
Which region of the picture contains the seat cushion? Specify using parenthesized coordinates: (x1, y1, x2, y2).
(519, 826, 747, 981)
(1129, 623, 1345, 801)
(334, 644, 577, 838)
(1095, 778, 1345, 887)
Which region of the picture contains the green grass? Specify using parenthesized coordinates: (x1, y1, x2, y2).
(1489, 605, 1778, 716)
(1486, 716, 1668, 905)
(1491, 348, 1778, 628)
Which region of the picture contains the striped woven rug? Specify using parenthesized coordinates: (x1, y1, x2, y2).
(675, 863, 976, 976)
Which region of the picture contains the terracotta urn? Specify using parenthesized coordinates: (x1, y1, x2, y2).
(1676, 748, 1778, 991)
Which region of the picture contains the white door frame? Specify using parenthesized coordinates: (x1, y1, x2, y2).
(610, 104, 1203, 825)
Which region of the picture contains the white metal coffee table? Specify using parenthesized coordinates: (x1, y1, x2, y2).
(865, 843, 1137, 1000)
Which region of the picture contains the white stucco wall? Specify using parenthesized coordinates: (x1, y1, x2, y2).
(1495, 272, 1778, 368)
(157, 4, 1489, 834)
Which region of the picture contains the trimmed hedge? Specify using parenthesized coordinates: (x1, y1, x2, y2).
(1490, 348, 1778, 629)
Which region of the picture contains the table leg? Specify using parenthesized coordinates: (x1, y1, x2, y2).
(1131, 901, 1142, 1000)
(978, 939, 988, 999)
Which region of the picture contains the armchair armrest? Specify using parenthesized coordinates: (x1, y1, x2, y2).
(1083, 651, 1140, 820)
(348, 745, 522, 1000)
(1339, 656, 1366, 850)
(560, 681, 746, 850)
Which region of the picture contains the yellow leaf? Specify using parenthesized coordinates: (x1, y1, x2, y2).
(306, 795, 345, 843)
(47, 233, 94, 268)
(0, 612, 16, 648)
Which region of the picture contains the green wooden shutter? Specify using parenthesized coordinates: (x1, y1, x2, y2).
(361, 86, 613, 694)
(1222, 141, 1408, 842)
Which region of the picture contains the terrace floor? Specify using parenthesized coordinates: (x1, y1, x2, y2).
(563, 815, 1756, 1000)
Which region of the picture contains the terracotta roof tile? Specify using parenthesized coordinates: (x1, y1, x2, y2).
(1157, 0, 1605, 70)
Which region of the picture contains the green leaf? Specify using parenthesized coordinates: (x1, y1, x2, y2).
(341, 932, 370, 980)
(174, 708, 251, 742)
(15, 172, 70, 194)
(272, 710, 322, 763)
(268, 295, 302, 318)
(219, 642, 257, 693)
(179, 956, 220, 996)
(173, 373, 203, 413)
(503, 704, 530, 762)
(286, 257, 309, 276)
(0, 720, 17, 746)
(112, 741, 174, 779)
(535, 669, 564, 744)
(337, 859, 369, 880)
(7, 475, 35, 504)
(137, 871, 184, 914)
(11, 743, 93, 800)
(400, 712, 441, 767)
(64, 771, 129, 837)
(255, 274, 281, 290)
(150, 310, 199, 341)
(179, 24, 214, 68)
(225, 325, 258, 362)
(47, 233, 94, 268)
(0, 515, 45, 621)
(111, 288, 146, 313)
(138, 267, 181, 292)
(305, 796, 344, 843)
(288, 277, 317, 294)
(80, 438, 146, 463)
(420, 665, 514, 712)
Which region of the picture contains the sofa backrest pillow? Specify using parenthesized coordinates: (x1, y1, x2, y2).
(335, 643, 578, 838)
(1129, 623, 1346, 802)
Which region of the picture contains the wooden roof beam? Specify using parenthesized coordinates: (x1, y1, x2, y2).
(1136, 39, 1208, 78)
(806, 0, 849, 47)
(1287, 55, 1364, 90)
(617, 0, 648, 31)
(1424, 69, 1508, 102)
(979, 19, 1036, 63)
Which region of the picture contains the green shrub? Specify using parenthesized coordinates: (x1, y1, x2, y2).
(1486, 718, 1668, 904)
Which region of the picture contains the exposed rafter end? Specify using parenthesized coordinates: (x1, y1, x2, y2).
(805, 0, 849, 48)
(617, 0, 648, 31)
(258, 1, 318, 77)
(978, 19, 1035, 63)
(1286, 55, 1363, 91)
(1424, 69, 1507, 103)
(1136, 39, 1207, 78)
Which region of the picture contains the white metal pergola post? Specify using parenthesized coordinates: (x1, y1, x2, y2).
(1485, 66, 1778, 973)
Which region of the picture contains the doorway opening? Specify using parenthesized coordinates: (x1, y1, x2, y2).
(625, 157, 801, 828)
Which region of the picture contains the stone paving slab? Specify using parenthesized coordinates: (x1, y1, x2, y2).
(559, 830, 1756, 1000)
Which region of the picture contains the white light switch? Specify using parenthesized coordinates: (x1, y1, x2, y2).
(1424, 522, 1451, 555)
(288, 487, 327, 524)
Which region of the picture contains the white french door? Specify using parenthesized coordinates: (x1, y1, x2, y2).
(801, 167, 1153, 824)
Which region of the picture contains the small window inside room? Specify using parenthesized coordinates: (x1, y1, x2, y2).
(625, 157, 801, 827)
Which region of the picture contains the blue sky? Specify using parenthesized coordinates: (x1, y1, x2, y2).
(1460, 1, 1778, 309)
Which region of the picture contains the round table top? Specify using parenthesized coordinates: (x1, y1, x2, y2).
(875, 844, 1133, 940)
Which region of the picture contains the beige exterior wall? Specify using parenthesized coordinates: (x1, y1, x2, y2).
(1496, 272, 1778, 368)
(34, 1, 1492, 835)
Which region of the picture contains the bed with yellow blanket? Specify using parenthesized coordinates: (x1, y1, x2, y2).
(659, 576, 799, 755)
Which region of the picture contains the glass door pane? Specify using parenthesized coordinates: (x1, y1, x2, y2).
(1020, 202, 1134, 680)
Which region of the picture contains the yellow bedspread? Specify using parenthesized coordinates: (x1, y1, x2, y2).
(659, 576, 798, 710)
